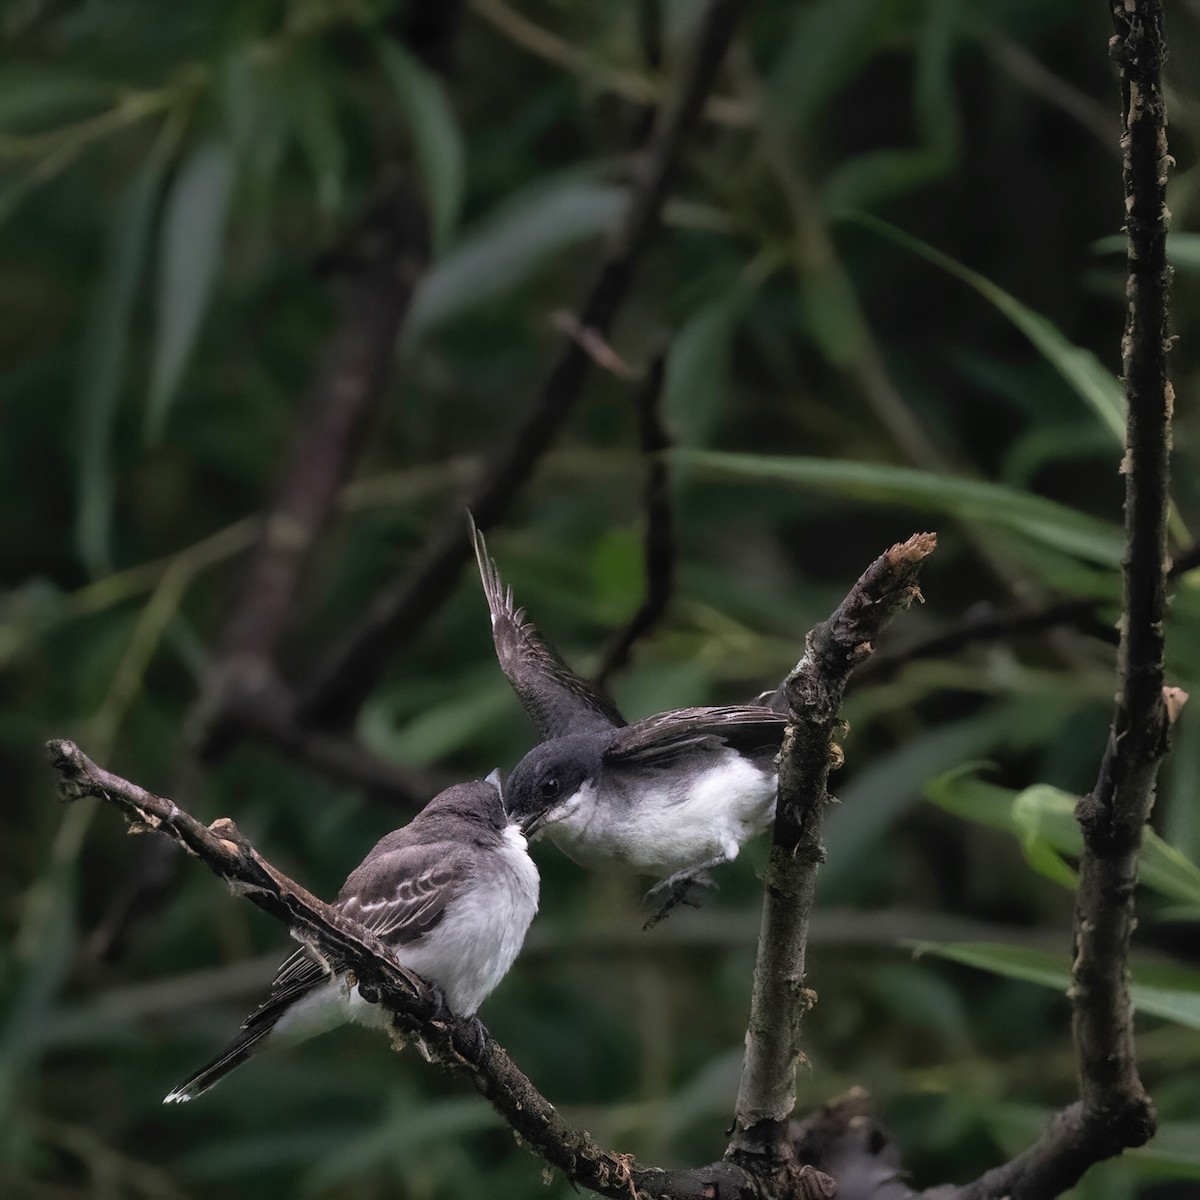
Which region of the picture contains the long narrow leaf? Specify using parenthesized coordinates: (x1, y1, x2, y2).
(145, 140, 234, 443)
(76, 152, 170, 576)
(928, 770, 1200, 906)
(406, 178, 625, 339)
(677, 450, 1123, 566)
(375, 38, 465, 252)
(847, 212, 1125, 441)
(910, 941, 1200, 1031)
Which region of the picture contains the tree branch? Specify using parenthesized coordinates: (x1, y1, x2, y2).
(727, 533, 937, 1193)
(854, 597, 1118, 686)
(195, 184, 429, 757)
(45, 739, 762, 1200)
(297, 0, 753, 730)
(927, 4, 1182, 1196)
(595, 351, 676, 688)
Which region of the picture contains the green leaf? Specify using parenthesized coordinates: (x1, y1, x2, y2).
(848, 213, 1126, 442)
(928, 770, 1200, 906)
(407, 177, 625, 340)
(909, 941, 1200, 1031)
(1130, 1120, 1200, 1175)
(0, 66, 113, 131)
(1164, 234, 1200, 271)
(360, 673, 514, 766)
(663, 295, 743, 455)
(823, 0, 959, 210)
(145, 139, 235, 443)
(286, 68, 345, 214)
(767, 0, 894, 132)
(823, 712, 1020, 890)
(75, 151, 171, 577)
(676, 450, 1124, 565)
(1094, 231, 1200, 272)
(1011, 784, 1080, 890)
(925, 767, 1024, 832)
(375, 38, 465, 253)
(1164, 706, 1200, 865)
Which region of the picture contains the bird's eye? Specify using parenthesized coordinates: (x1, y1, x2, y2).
(539, 775, 561, 801)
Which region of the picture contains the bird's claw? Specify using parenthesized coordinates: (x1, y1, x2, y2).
(456, 1016, 489, 1063)
(642, 871, 714, 930)
(428, 982, 454, 1026)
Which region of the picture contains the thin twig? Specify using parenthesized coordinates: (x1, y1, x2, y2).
(299, 0, 753, 730)
(727, 533, 937, 1194)
(45, 739, 760, 1200)
(855, 598, 1118, 684)
(926, 5, 1182, 1197)
(595, 351, 675, 687)
(468, 0, 752, 128)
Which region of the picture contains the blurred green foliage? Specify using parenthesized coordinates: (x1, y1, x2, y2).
(4, 1, 1200, 1197)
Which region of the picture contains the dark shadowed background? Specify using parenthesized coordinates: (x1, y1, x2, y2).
(4, 1, 1200, 1197)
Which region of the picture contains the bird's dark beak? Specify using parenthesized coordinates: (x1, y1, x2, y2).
(519, 809, 547, 838)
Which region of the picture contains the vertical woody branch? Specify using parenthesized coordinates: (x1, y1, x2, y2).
(931, 5, 1182, 1197)
(728, 534, 936, 1191)
(1073, 0, 1175, 1139)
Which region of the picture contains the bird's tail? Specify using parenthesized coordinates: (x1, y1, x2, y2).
(163, 1011, 281, 1103)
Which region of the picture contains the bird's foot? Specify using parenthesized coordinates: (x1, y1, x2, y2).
(428, 982, 455, 1026)
(642, 870, 715, 931)
(455, 1016, 489, 1064)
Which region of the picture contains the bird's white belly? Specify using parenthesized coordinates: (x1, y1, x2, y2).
(544, 754, 777, 877)
(271, 975, 392, 1045)
(395, 825, 539, 1017)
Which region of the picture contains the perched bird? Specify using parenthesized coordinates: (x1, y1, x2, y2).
(164, 778, 538, 1102)
(470, 521, 786, 925)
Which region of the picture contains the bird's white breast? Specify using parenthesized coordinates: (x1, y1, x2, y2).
(543, 750, 777, 877)
(394, 825, 539, 1017)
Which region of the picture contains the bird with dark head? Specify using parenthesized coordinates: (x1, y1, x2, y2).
(472, 520, 786, 926)
(164, 776, 538, 1103)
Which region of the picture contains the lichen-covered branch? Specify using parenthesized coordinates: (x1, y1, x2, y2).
(925, 4, 1182, 1197)
(727, 533, 937, 1191)
(298, 0, 753, 729)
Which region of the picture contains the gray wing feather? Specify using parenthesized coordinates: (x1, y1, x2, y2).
(470, 518, 625, 737)
(336, 841, 470, 945)
(605, 705, 788, 766)
(258, 844, 469, 1010)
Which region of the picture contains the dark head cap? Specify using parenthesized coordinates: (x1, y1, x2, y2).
(502, 733, 604, 836)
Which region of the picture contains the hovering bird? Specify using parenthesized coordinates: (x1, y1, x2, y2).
(470, 521, 786, 925)
(164, 778, 538, 1102)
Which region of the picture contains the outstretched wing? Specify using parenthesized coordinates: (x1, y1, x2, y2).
(470, 517, 625, 738)
(605, 705, 788, 767)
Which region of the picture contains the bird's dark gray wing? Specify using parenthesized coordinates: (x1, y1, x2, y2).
(337, 840, 472, 944)
(470, 519, 625, 738)
(604, 705, 788, 766)
(257, 843, 470, 1009)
